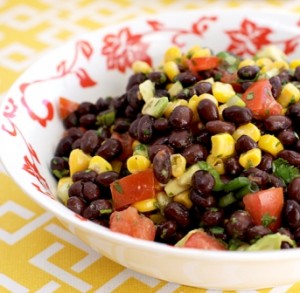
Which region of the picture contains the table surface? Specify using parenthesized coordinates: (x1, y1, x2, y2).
(2, 1, 300, 292)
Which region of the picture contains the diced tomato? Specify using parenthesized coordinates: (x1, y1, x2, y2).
(110, 206, 156, 241)
(58, 97, 79, 119)
(243, 187, 284, 232)
(182, 230, 227, 250)
(111, 132, 134, 161)
(187, 56, 219, 72)
(110, 169, 156, 210)
(242, 79, 283, 120)
(220, 71, 243, 93)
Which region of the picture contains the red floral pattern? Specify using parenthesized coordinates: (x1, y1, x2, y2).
(102, 28, 151, 73)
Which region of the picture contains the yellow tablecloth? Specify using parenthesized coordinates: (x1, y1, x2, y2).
(2, 1, 300, 292)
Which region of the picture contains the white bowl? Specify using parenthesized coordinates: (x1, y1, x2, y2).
(1, 9, 300, 290)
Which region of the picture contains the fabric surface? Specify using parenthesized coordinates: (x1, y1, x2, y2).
(1, 1, 300, 292)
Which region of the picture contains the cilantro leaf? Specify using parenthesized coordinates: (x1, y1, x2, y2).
(272, 158, 300, 184)
(261, 213, 277, 227)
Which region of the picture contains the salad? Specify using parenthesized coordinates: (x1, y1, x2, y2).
(51, 44, 300, 251)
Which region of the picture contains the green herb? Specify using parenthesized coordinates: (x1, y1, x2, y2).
(209, 226, 224, 235)
(100, 209, 112, 215)
(113, 180, 123, 194)
(198, 161, 224, 191)
(272, 158, 300, 184)
(96, 110, 115, 126)
(261, 213, 277, 227)
(52, 169, 70, 179)
(246, 92, 254, 100)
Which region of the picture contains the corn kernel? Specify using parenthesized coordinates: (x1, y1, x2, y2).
(164, 46, 182, 63)
(132, 60, 152, 74)
(191, 47, 211, 58)
(238, 59, 256, 69)
(198, 93, 219, 106)
(258, 134, 284, 156)
(211, 133, 235, 159)
(149, 213, 165, 224)
(111, 160, 123, 173)
(164, 99, 188, 117)
(255, 57, 273, 68)
(156, 191, 172, 212)
(163, 61, 180, 81)
(57, 177, 73, 205)
(132, 198, 158, 212)
(217, 103, 228, 120)
(69, 149, 91, 176)
(277, 82, 300, 108)
(170, 154, 186, 178)
(239, 148, 262, 169)
(206, 154, 225, 175)
(233, 123, 261, 142)
(273, 60, 289, 70)
(88, 155, 112, 174)
(127, 155, 151, 174)
(186, 45, 202, 57)
(173, 190, 193, 209)
(212, 82, 235, 103)
(290, 59, 300, 70)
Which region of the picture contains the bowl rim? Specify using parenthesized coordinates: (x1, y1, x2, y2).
(1, 7, 300, 261)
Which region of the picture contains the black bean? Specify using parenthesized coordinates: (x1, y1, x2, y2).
(148, 144, 172, 162)
(68, 181, 83, 197)
(50, 157, 69, 179)
(65, 127, 84, 140)
(169, 106, 193, 129)
(148, 71, 167, 86)
(128, 117, 140, 139)
(196, 129, 211, 147)
(224, 156, 243, 176)
(288, 177, 300, 204)
(175, 71, 198, 87)
(237, 65, 260, 80)
(246, 225, 272, 242)
(197, 99, 219, 122)
(264, 115, 292, 133)
(257, 153, 273, 172)
(193, 82, 212, 95)
(295, 66, 300, 81)
(268, 174, 285, 188)
(126, 73, 146, 90)
(164, 202, 190, 228)
(98, 126, 111, 140)
(127, 84, 143, 110)
(155, 89, 170, 98)
(82, 181, 100, 202)
(72, 170, 97, 182)
(63, 111, 79, 128)
(283, 200, 300, 230)
(278, 69, 292, 84)
(278, 130, 297, 146)
(137, 115, 154, 143)
(202, 208, 224, 227)
(168, 130, 192, 150)
(156, 220, 177, 241)
(95, 97, 110, 112)
(181, 143, 208, 165)
(80, 130, 99, 154)
(225, 210, 253, 239)
(190, 189, 216, 208)
(241, 81, 253, 92)
(79, 114, 97, 128)
(192, 170, 215, 195)
(153, 149, 171, 184)
(153, 117, 169, 132)
(67, 196, 86, 215)
(113, 118, 131, 133)
(286, 102, 300, 125)
(222, 106, 253, 125)
(112, 94, 128, 115)
(205, 120, 235, 134)
(269, 76, 282, 99)
(96, 138, 122, 161)
(77, 102, 96, 116)
(277, 150, 300, 167)
(95, 171, 119, 186)
(83, 199, 112, 219)
(243, 168, 269, 189)
(235, 135, 257, 154)
(55, 136, 74, 157)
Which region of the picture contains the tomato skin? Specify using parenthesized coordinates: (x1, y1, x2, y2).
(243, 187, 284, 232)
(59, 97, 79, 119)
(183, 230, 227, 250)
(110, 206, 156, 240)
(242, 79, 283, 120)
(110, 169, 156, 210)
(187, 56, 219, 72)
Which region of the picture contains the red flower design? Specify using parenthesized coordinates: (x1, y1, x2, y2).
(102, 27, 151, 73)
(226, 19, 272, 56)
